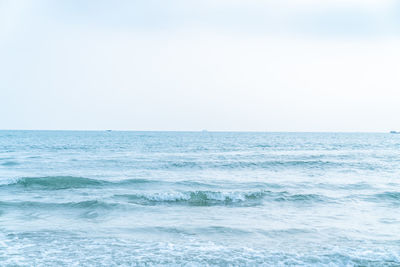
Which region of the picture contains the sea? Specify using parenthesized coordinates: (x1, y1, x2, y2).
(0, 131, 399, 266)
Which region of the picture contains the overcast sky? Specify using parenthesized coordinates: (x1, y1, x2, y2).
(1, 0, 399, 131)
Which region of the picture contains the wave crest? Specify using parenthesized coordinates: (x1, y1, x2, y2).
(115, 190, 327, 206)
(0, 176, 161, 190)
(10, 176, 105, 190)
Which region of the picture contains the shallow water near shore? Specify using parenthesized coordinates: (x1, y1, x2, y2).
(0, 131, 399, 266)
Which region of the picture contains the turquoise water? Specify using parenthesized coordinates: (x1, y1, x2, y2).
(0, 131, 399, 266)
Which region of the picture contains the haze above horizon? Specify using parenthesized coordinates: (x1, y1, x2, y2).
(1, 0, 399, 132)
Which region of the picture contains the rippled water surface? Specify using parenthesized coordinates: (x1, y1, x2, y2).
(0, 131, 399, 266)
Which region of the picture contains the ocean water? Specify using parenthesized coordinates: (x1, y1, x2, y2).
(0, 131, 399, 266)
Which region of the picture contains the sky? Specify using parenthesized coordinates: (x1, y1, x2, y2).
(1, 0, 400, 131)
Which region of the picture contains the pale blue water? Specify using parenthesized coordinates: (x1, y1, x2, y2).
(0, 131, 399, 266)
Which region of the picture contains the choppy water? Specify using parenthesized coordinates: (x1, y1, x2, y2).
(0, 131, 399, 266)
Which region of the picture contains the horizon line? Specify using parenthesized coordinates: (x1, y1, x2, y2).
(0, 129, 393, 133)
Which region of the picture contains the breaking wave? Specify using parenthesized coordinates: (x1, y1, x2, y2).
(4, 176, 106, 190)
(0, 176, 158, 190)
(114, 190, 328, 206)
